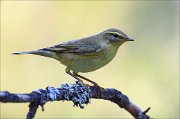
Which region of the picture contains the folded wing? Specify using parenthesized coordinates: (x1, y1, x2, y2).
(41, 40, 101, 55)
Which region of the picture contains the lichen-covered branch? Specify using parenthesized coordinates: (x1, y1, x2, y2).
(0, 82, 150, 119)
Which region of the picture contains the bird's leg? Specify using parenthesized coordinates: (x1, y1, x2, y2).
(65, 68, 83, 83)
(73, 72, 103, 89)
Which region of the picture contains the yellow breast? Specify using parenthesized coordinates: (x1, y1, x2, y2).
(57, 44, 119, 73)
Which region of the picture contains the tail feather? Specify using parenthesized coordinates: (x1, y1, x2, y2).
(12, 50, 55, 58)
(12, 51, 31, 55)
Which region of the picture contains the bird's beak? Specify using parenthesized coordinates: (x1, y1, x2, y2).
(126, 37, 134, 41)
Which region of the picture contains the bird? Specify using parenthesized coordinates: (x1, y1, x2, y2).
(13, 28, 134, 87)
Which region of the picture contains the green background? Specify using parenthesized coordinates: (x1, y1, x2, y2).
(1, 1, 179, 118)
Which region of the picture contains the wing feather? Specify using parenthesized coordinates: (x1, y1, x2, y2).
(40, 38, 101, 55)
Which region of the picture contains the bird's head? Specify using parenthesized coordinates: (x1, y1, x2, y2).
(102, 28, 134, 45)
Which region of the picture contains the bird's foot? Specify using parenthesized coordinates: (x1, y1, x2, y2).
(93, 83, 104, 96)
(76, 80, 90, 87)
(93, 83, 104, 89)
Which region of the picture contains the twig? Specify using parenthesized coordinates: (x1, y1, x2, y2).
(0, 82, 150, 119)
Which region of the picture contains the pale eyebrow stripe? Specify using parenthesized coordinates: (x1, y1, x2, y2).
(108, 31, 127, 38)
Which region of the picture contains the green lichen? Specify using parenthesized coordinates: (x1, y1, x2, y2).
(61, 81, 91, 109)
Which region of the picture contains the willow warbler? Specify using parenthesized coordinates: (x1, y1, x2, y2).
(13, 28, 134, 86)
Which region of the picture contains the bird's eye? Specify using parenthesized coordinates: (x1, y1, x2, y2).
(112, 33, 125, 39)
(111, 33, 124, 39)
(112, 33, 119, 38)
(104, 32, 124, 42)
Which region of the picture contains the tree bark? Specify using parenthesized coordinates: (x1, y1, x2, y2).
(0, 82, 150, 119)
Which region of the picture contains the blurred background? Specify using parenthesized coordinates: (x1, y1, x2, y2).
(1, 1, 179, 118)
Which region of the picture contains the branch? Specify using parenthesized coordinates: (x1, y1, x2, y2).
(0, 81, 150, 119)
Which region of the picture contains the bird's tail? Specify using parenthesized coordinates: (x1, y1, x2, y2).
(12, 49, 55, 58)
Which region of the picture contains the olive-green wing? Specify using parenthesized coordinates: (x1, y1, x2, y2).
(40, 40, 101, 55)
